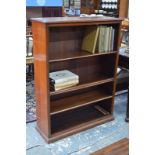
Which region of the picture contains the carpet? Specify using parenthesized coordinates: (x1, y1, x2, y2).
(26, 80, 36, 123)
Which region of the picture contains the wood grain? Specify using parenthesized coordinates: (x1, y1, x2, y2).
(32, 21, 51, 138)
(50, 89, 113, 115)
(91, 138, 129, 155)
(31, 16, 123, 25)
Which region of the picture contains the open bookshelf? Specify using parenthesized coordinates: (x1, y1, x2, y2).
(32, 17, 122, 143)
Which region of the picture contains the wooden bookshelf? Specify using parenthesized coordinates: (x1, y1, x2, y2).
(32, 17, 122, 143)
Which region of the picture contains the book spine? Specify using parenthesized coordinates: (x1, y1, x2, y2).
(54, 82, 79, 91)
(104, 27, 109, 52)
(92, 26, 100, 54)
(51, 76, 79, 84)
(100, 26, 106, 53)
(54, 80, 79, 87)
(108, 27, 113, 52)
(111, 28, 115, 51)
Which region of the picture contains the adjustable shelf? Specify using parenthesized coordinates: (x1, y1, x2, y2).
(49, 50, 117, 63)
(50, 83, 113, 115)
(32, 17, 122, 143)
(50, 75, 114, 96)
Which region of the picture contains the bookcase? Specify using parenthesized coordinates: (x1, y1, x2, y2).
(31, 17, 122, 143)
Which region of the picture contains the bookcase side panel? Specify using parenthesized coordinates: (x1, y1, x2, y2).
(111, 23, 122, 113)
(32, 22, 51, 138)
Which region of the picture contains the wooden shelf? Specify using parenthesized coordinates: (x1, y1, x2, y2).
(50, 89, 112, 115)
(50, 75, 114, 96)
(49, 106, 113, 142)
(49, 50, 117, 63)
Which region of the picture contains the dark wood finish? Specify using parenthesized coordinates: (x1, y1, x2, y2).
(32, 22, 51, 138)
(49, 51, 117, 63)
(42, 7, 62, 17)
(50, 103, 114, 142)
(50, 76, 114, 96)
(49, 55, 116, 86)
(91, 138, 129, 155)
(31, 17, 123, 24)
(111, 22, 122, 113)
(32, 17, 122, 143)
(50, 87, 113, 115)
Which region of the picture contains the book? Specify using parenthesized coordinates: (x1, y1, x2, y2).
(96, 26, 115, 53)
(104, 27, 111, 52)
(108, 26, 113, 52)
(49, 70, 79, 84)
(82, 26, 99, 54)
(97, 26, 106, 53)
(50, 79, 79, 88)
(111, 28, 115, 51)
(52, 83, 78, 91)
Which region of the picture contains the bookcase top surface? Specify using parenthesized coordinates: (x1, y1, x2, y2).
(31, 17, 122, 24)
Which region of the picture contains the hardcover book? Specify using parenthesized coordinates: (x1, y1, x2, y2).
(49, 70, 79, 84)
(97, 26, 106, 53)
(52, 82, 79, 91)
(82, 26, 99, 54)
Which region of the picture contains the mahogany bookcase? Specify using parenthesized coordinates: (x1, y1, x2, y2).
(31, 17, 122, 143)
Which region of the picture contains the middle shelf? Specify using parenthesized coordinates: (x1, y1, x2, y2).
(50, 82, 113, 115)
(49, 53, 117, 95)
(50, 74, 114, 96)
(49, 50, 117, 63)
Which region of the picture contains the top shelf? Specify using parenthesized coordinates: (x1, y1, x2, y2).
(49, 50, 117, 63)
(31, 17, 123, 25)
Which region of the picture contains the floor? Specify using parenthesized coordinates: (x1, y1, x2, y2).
(91, 138, 129, 155)
(26, 93, 129, 155)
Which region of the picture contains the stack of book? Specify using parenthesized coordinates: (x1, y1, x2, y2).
(49, 70, 79, 91)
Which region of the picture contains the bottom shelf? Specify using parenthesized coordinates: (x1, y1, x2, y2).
(36, 100, 114, 143)
(48, 103, 113, 142)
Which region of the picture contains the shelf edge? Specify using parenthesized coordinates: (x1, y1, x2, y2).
(50, 95, 113, 115)
(49, 51, 117, 63)
(50, 78, 114, 96)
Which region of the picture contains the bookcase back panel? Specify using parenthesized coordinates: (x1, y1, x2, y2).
(51, 98, 113, 134)
(111, 24, 120, 51)
(48, 24, 120, 61)
(49, 54, 116, 83)
(48, 26, 85, 60)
